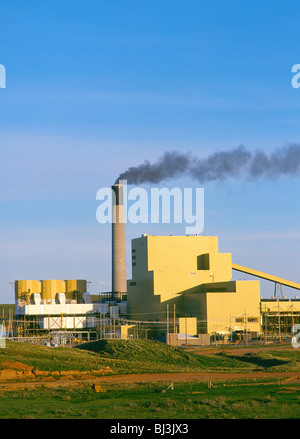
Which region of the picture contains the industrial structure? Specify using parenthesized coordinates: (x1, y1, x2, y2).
(127, 234, 261, 340)
(111, 183, 127, 298)
(11, 182, 300, 345)
(127, 234, 300, 342)
(14, 278, 128, 339)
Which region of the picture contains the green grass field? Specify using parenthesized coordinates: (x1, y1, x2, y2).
(0, 380, 299, 419)
(0, 339, 299, 419)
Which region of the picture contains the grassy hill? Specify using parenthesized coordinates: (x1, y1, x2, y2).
(74, 339, 258, 373)
(0, 340, 109, 372)
(0, 339, 257, 374)
(1, 339, 298, 375)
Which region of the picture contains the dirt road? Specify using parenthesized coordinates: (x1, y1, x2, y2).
(0, 370, 299, 391)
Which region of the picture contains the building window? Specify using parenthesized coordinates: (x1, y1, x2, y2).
(235, 318, 244, 323)
(129, 281, 136, 286)
(132, 263, 136, 267)
(248, 317, 258, 323)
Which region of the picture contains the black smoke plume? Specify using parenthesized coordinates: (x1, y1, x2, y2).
(115, 144, 300, 185)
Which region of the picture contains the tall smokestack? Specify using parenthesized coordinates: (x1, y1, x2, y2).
(111, 183, 127, 297)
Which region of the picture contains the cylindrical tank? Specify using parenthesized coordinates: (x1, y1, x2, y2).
(111, 183, 127, 294)
(65, 279, 87, 301)
(41, 280, 65, 300)
(15, 280, 41, 302)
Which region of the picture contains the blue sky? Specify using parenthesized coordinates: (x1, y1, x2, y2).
(1, 0, 300, 302)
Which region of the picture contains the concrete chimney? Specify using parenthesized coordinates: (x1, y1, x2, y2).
(111, 183, 127, 297)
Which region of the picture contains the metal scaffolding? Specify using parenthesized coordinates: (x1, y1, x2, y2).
(260, 301, 300, 341)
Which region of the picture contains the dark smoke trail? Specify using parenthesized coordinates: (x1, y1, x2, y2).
(116, 144, 300, 185)
(190, 145, 252, 182)
(116, 151, 192, 184)
(249, 143, 300, 179)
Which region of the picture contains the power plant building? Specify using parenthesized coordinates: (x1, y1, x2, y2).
(127, 235, 261, 337)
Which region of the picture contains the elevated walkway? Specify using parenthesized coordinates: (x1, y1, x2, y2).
(232, 263, 300, 291)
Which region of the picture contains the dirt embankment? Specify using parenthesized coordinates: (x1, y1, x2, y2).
(0, 360, 113, 384)
(0, 360, 300, 391)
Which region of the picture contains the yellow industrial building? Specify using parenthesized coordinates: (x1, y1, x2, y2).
(127, 235, 261, 339)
